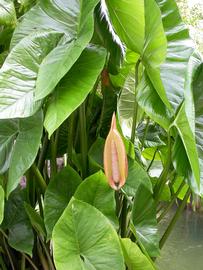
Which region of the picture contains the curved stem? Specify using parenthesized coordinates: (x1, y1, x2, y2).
(159, 187, 191, 249)
(37, 132, 49, 172)
(79, 101, 88, 178)
(50, 130, 59, 178)
(157, 179, 185, 222)
(31, 164, 47, 193)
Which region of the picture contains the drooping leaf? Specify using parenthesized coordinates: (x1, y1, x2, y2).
(132, 185, 159, 257)
(24, 203, 46, 237)
(11, 0, 101, 101)
(0, 110, 43, 196)
(0, 31, 62, 119)
(123, 159, 152, 197)
(120, 238, 155, 270)
(0, 185, 4, 224)
(173, 103, 200, 187)
(44, 45, 106, 136)
(2, 188, 34, 256)
(104, 0, 145, 54)
(74, 171, 118, 228)
(137, 72, 171, 130)
(44, 166, 82, 239)
(156, 0, 194, 112)
(53, 198, 125, 270)
(0, 0, 16, 26)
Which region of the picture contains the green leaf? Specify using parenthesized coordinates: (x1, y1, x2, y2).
(132, 185, 159, 257)
(123, 159, 153, 197)
(120, 238, 155, 270)
(24, 203, 46, 237)
(53, 198, 125, 270)
(88, 137, 105, 169)
(11, 0, 101, 101)
(0, 0, 16, 26)
(173, 103, 200, 187)
(137, 72, 171, 130)
(44, 166, 82, 239)
(0, 31, 62, 119)
(74, 171, 118, 228)
(137, 122, 166, 148)
(5, 110, 43, 197)
(104, 0, 144, 54)
(0, 185, 4, 224)
(2, 188, 34, 256)
(143, 0, 170, 109)
(156, 0, 194, 112)
(44, 45, 106, 136)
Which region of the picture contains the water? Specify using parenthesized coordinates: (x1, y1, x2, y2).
(156, 209, 203, 270)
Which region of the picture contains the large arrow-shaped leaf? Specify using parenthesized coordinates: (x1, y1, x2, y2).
(11, 0, 100, 102)
(53, 198, 125, 270)
(44, 45, 106, 136)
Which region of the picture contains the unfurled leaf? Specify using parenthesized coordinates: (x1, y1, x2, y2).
(74, 171, 118, 228)
(104, 113, 128, 190)
(11, 0, 101, 101)
(53, 198, 125, 270)
(44, 46, 106, 136)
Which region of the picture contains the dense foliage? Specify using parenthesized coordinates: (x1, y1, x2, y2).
(0, 0, 202, 269)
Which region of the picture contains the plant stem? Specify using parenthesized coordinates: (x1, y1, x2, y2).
(141, 117, 150, 149)
(79, 101, 88, 178)
(50, 130, 59, 178)
(159, 187, 191, 249)
(120, 197, 128, 237)
(67, 112, 75, 164)
(130, 59, 141, 145)
(39, 237, 55, 270)
(157, 179, 185, 222)
(3, 236, 15, 270)
(24, 254, 39, 270)
(37, 132, 49, 172)
(146, 148, 158, 172)
(0, 255, 7, 270)
(21, 254, 25, 270)
(31, 164, 47, 193)
(154, 133, 171, 204)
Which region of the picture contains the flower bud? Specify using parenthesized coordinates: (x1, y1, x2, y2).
(104, 113, 128, 190)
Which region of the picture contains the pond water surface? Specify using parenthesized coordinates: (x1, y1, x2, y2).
(156, 209, 203, 270)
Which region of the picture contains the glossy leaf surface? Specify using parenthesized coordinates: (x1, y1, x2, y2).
(53, 198, 125, 270)
(74, 171, 118, 228)
(44, 46, 106, 136)
(0, 31, 61, 119)
(120, 238, 155, 270)
(0, 0, 16, 25)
